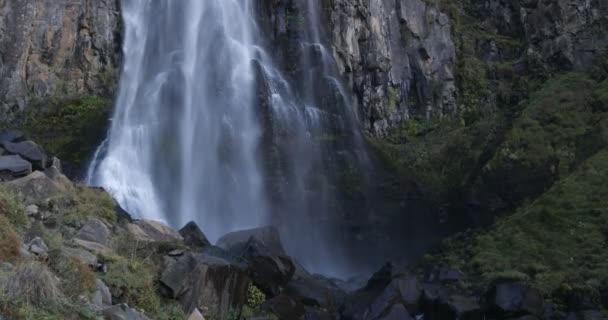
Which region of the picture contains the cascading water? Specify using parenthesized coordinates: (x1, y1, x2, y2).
(88, 0, 371, 277)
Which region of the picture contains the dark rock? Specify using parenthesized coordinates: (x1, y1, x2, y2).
(0, 131, 24, 144)
(438, 269, 465, 283)
(0, 155, 32, 178)
(3, 140, 47, 169)
(240, 238, 295, 297)
(303, 306, 334, 320)
(217, 226, 286, 256)
(378, 304, 414, 320)
(262, 294, 305, 320)
(179, 221, 210, 248)
(101, 303, 151, 320)
(286, 274, 347, 311)
(160, 250, 249, 314)
(420, 284, 482, 320)
(342, 263, 421, 319)
(487, 282, 544, 317)
(565, 310, 607, 320)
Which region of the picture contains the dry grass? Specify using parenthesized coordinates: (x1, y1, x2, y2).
(7, 261, 63, 307)
(0, 215, 22, 263)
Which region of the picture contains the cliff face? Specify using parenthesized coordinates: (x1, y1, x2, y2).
(326, 0, 457, 136)
(0, 0, 121, 116)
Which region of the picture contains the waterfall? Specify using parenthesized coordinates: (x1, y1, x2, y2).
(88, 0, 370, 277)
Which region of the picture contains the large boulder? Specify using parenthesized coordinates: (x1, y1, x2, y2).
(420, 284, 482, 320)
(127, 219, 183, 243)
(4, 171, 66, 204)
(160, 250, 249, 314)
(179, 221, 210, 248)
(217, 226, 286, 256)
(0, 155, 32, 178)
(239, 238, 295, 297)
(486, 282, 544, 318)
(285, 274, 347, 312)
(342, 263, 421, 319)
(3, 140, 47, 169)
(0, 131, 24, 144)
(76, 218, 111, 246)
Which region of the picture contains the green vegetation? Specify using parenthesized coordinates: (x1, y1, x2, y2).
(47, 186, 117, 226)
(424, 148, 608, 305)
(21, 95, 112, 171)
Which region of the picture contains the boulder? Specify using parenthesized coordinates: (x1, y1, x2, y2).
(420, 283, 482, 320)
(240, 238, 295, 297)
(217, 226, 286, 256)
(187, 308, 205, 320)
(160, 250, 249, 314)
(77, 218, 111, 245)
(379, 304, 414, 320)
(487, 282, 544, 317)
(61, 246, 98, 267)
(343, 263, 421, 319)
(286, 275, 347, 311)
(179, 221, 210, 248)
(127, 219, 183, 243)
(0, 131, 24, 144)
(4, 171, 66, 204)
(3, 140, 47, 169)
(261, 294, 305, 319)
(0, 155, 32, 177)
(92, 279, 112, 309)
(101, 303, 151, 320)
(74, 238, 111, 255)
(27, 237, 49, 259)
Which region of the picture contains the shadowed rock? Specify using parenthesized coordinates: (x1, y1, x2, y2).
(179, 221, 210, 248)
(217, 226, 286, 256)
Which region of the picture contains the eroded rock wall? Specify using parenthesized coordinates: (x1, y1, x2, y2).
(0, 0, 121, 116)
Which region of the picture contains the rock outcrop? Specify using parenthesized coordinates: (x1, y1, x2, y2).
(326, 0, 457, 135)
(0, 0, 121, 115)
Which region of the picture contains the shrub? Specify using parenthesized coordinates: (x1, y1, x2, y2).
(49, 186, 116, 226)
(0, 187, 27, 228)
(51, 256, 96, 300)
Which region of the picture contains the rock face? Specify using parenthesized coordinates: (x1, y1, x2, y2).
(0, 0, 121, 115)
(160, 250, 250, 314)
(326, 0, 456, 135)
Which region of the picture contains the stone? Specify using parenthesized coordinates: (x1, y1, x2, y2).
(342, 263, 421, 319)
(127, 219, 183, 243)
(4, 171, 66, 204)
(25, 204, 39, 216)
(261, 294, 305, 319)
(286, 275, 347, 312)
(0, 131, 24, 144)
(77, 218, 111, 245)
(487, 282, 544, 317)
(27, 237, 49, 258)
(3, 141, 47, 169)
(379, 304, 414, 320)
(188, 308, 205, 320)
(62, 246, 98, 267)
(92, 279, 112, 309)
(240, 238, 295, 297)
(101, 303, 151, 320)
(0, 155, 32, 177)
(217, 226, 286, 256)
(179, 221, 210, 248)
(74, 238, 111, 255)
(160, 250, 249, 314)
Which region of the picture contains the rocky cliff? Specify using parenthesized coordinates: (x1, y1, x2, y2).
(0, 0, 121, 117)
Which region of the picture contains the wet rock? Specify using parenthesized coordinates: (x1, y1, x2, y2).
(92, 279, 112, 309)
(0, 155, 32, 178)
(240, 238, 295, 297)
(3, 140, 47, 169)
(101, 303, 151, 320)
(179, 221, 210, 248)
(286, 274, 347, 312)
(4, 171, 66, 204)
(487, 282, 544, 317)
(77, 218, 111, 245)
(127, 219, 183, 243)
(217, 226, 286, 256)
(160, 250, 249, 314)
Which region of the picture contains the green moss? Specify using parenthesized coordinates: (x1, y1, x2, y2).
(20, 95, 112, 170)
